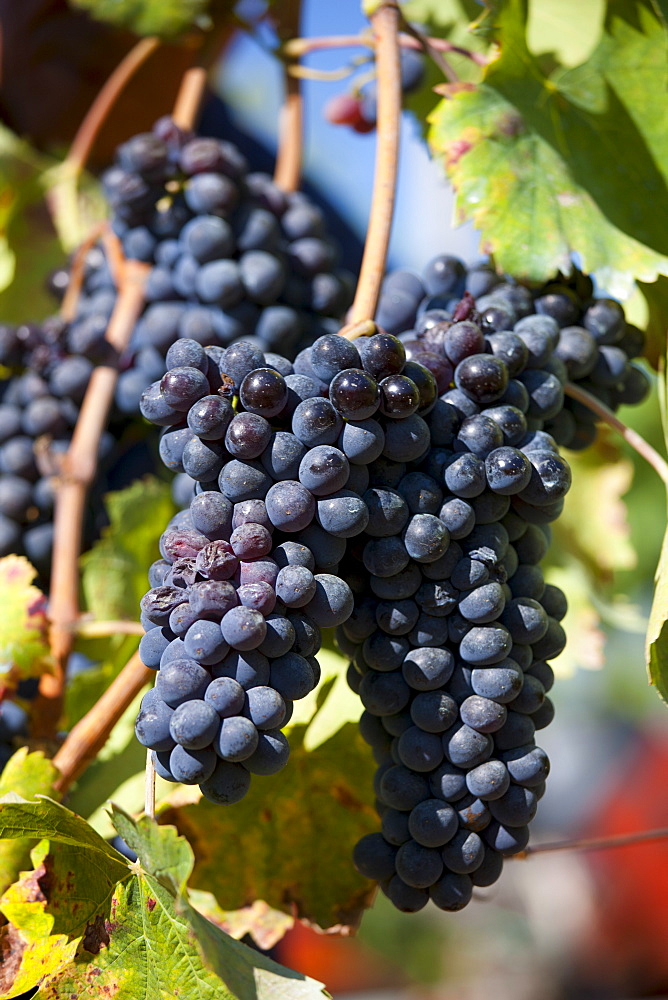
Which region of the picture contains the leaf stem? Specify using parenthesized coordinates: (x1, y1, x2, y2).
(516, 826, 668, 857)
(65, 37, 161, 176)
(52, 652, 152, 793)
(284, 32, 488, 66)
(347, 2, 402, 326)
(564, 382, 668, 485)
(274, 0, 304, 194)
(398, 17, 458, 82)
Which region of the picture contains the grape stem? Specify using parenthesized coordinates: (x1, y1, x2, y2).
(346, 2, 402, 327)
(564, 382, 668, 485)
(172, 66, 209, 131)
(74, 620, 145, 638)
(52, 652, 152, 793)
(274, 0, 304, 194)
(398, 16, 459, 83)
(283, 31, 488, 67)
(60, 223, 108, 322)
(34, 258, 151, 742)
(517, 826, 668, 857)
(65, 36, 161, 176)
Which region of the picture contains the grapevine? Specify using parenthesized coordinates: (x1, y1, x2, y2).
(0, 1, 666, 997)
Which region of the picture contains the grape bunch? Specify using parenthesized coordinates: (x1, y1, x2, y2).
(376, 254, 649, 451)
(134, 319, 443, 800)
(336, 319, 575, 910)
(52, 119, 356, 416)
(0, 318, 108, 574)
(325, 48, 425, 134)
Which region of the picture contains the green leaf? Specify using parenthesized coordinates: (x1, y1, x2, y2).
(0, 800, 324, 1000)
(80, 476, 176, 622)
(0, 752, 60, 896)
(0, 556, 52, 688)
(189, 891, 294, 951)
(526, 0, 605, 66)
(115, 809, 329, 1000)
(428, 0, 668, 287)
(647, 511, 668, 702)
(159, 724, 378, 931)
(68, 0, 213, 37)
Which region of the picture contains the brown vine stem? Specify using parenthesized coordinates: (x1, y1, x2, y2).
(52, 652, 152, 793)
(284, 32, 488, 66)
(60, 222, 108, 322)
(347, 2, 402, 327)
(33, 259, 151, 741)
(74, 620, 145, 638)
(564, 382, 668, 485)
(516, 827, 668, 858)
(398, 17, 458, 82)
(172, 66, 209, 130)
(65, 36, 161, 176)
(274, 0, 304, 194)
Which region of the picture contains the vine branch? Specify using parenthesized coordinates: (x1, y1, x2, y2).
(517, 826, 668, 857)
(65, 36, 161, 176)
(283, 31, 488, 66)
(274, 0, 304, 194)
(346, 2, 402, 327)
(564, 382, 668, 485)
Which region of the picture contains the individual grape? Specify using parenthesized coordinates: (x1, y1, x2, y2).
(230, 523, 273, 560)
(315, 490, 369, 538)
(264, 480, 315, 532)
(455, 355, 509, 404)
(215, 715, 259, 761)
(239, 367, 288, 418)
(443, 321, 485, 366)
(329, 368, 380, 420)
(275, 565, 317, 608)
(135, 693, 175, 752)
(205, 676, 246, 718)
(395, 839, 444, 888)
(445, 454, 487, 498)
(455, 414, 503, 458)
(353, 833, 398, 881)
(200, 760, 252, 803)
(483, 820, 530, 856)
(169, 745, 217, 784)
(306, 573, 354, 626)
(540, 583, 567, 620)
(402, 514, 449, 563)
(443, 724, 493, 768)
(441, 830, 485, 875)
(243, 728, 290, 775)
(382, 414, 430, 463)
(155, 658, 210, 707)
(292, 397, 342, 447)
(188, 580, 238, 617)
(184, 619, 229, 665)
(429, 872, 473, 911)
(439, 498, 475, 539)
(213, 649, 270, 690)
(187, 395, 234, 441)
(219, 460, 272, 503)
(470, 846, 504, 886)
(243, 686, 286, 729)
(458, 583, 506, 624)
(160, 366, 209, 410)
(225, 412, 272, 460)
(362, 536, 409, 577)
(169, 699, 220, 749)
(257, 614, 295, 658)
(338, 419, 385, 465)
(268, 651, 316, 700)
(310, 333, 361, 381)
(493, 711, 536, 751)
(409, 691, 457, 733)
(401, 647, 455, 691)
(470, 662, 523, 703)
(220, 606, 267, 651)
(459, 695, 507, 734)
(466, 760, 510, 801)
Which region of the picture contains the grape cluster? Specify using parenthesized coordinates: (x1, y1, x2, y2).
(0, 319, 106, 573)
(51, 119, 355, 416)
(135, 321, 441, 799)
(336, 316, 572, 910)
(325, 48, 425, 134)
(375, 254, 649, 450)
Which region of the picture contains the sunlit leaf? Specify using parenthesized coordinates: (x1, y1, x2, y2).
(647, 515, 668, 702)
(0, 557, 52, 688)
(0, 752, 59, 896)
(428, 0, 668, 288)
(159, 724, 378, 931)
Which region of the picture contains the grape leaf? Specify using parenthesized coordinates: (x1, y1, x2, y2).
(80, 476, 176, 622)
(0, 752, 60, 896)
(302, 646, 362, 752)
(544, 561, 605, 676)
(68, 0, 213, 37)
(0, 798, 325, 1000)
(647, 514, 668, 702)
(428, 0, 668, 287)
(0, 556, 52, 688)
(159, 724, 378, 931)
(189, 892, 294, 951)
